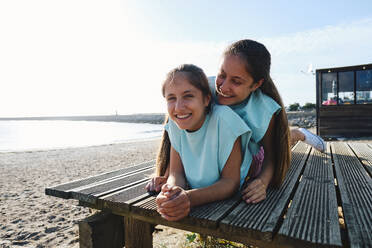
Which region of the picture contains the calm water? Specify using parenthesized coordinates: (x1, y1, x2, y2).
(0, 120, 163, 152)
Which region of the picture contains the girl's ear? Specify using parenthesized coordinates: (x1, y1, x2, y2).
(253, 79, 264, 91)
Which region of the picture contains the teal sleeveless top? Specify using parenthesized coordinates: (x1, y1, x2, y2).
(165, 104, 252, 188)
(209, 82, 281, 155)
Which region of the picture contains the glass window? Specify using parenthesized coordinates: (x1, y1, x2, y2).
(338, 71, 354, 105)
(356, 69, 372, 104)
(321, 72, 337, 105)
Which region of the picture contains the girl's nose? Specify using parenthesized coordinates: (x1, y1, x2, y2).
(219, 81, 225, 89)
(175, 99, 184, 111)
(218, 79, 228, 92)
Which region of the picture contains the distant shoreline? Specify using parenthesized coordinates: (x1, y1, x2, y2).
(0, 113, 166, 124)
(0, 111, 315, 125)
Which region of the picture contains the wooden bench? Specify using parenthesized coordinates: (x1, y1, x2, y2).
(45, 142, 372, 247)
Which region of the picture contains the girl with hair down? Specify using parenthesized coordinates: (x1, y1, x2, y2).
(156, 64, 253, 221)
(148, 39, 325, 206)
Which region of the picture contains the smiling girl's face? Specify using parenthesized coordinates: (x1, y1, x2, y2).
(215, 55, 261, 106)
(164, 73, 210, 132)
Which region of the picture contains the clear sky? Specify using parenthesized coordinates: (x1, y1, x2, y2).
(1, 0, 371, 117)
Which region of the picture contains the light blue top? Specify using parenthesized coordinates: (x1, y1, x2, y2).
(164, 104, 252, 189)
(209, 82, 281, 155)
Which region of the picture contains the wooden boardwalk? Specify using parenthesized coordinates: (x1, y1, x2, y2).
(46, 142, 372, 247)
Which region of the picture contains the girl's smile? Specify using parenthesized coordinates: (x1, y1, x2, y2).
(176, 114, 191, 119)
(164, 73, 210, 132)
(215, 55, 261, 106)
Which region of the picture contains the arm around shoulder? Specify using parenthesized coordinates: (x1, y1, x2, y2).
(242, 115, 275, 204)
(258, 114, 276, 187)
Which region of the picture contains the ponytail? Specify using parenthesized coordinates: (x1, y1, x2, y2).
(155, 116, 171, 176)
(261, 77, 291, 187)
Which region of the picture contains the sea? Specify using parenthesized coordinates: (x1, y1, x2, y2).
(0, 120, 164, 152)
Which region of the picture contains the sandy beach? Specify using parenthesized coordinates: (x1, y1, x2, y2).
(1, 133, 371, 248)
(0, 139, 182, 248)
(0, 138, 197, 248)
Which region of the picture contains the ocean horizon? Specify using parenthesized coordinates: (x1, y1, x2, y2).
(0, 120, 163, 152)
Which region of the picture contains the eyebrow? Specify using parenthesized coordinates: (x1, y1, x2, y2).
(220, 68, 246, 81)
(183, 90, 195, 94)
(232, 76, 244, 80)
(165, 89, 195, 97)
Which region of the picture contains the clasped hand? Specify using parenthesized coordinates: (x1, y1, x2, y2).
(145, 176, 168, 192)
(156, 184, 190, 221)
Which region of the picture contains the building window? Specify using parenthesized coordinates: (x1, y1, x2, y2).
(356, 69, 372, 104)
(338, 71, 354, 105)
(321, 72, 337, 105)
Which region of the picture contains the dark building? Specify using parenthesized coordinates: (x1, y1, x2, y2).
(316, 63, 372, 138)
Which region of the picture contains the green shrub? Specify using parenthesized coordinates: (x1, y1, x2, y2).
(288, 103, 300, 111)
(302, 102, 316, 111)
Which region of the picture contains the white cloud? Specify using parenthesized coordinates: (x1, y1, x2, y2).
(0, 1, 228, 117)
(0, 1, 371, 116)
(264, 18, 372, 105)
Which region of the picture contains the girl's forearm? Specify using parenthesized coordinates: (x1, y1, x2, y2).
(164, 166, 170, 177)
(186, 178, 239, 208)
(258, 114, 276, 187)
(258, 158, 274, 187)
(167, 172, 186, 189)
(186, 137, 241, 207)
(167, 147, 186, 188)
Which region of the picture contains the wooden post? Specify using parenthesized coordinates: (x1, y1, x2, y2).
(79, 211, 124, 248)
(124, 217, 153, 248)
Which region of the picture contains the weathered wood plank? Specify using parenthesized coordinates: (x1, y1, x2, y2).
(319, 127, 372, 139)
(348, 142, 372, 176)
(79, 211, 124, 248)
(219, 142, 311, 242)
(124, 217, 153, 248)
(129, 192, 241, 230)
(45, 160, 155, 199)
(188, 193, 241, 228)
(331, 142, 372, 247)
(319, 105, 372, 117)
(129, 197, 284, 248)
(318, 106, 372, 138)
(319, 119, 372, 127)
(44, 141, 372, 247)
(99, 181, 151, 213)
(277, 143, 342, 247)
(69, 167, 153, 204)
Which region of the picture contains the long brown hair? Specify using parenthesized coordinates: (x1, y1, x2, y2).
(156, 116, 170, 176)
(223, 39, 291, 187)
(156, 64, 212, 176)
